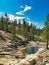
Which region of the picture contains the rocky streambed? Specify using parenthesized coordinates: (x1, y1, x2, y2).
(8, 48, 49, 65)
(0, 40, 49, 65)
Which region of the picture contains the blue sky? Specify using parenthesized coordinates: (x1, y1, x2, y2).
(0, 0, 49, 28)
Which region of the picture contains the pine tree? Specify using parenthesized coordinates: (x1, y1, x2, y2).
(4, 13, 9, 31)
(0, 16, 4, 30)
(18, 20, 21, 34)
(22, 19, 27, 36)
(42, 14, 49, 49)
(10, 21, 16, 41)
(36, 28, 42, 41)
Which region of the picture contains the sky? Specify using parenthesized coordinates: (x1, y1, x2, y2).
(0, 0, 49, 28)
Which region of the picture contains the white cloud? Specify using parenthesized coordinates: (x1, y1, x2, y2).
(15, 16, 25, 24)
(16, 11, 24, 15)
(23, 6, 31, 12)
(7, 14, 15, 21)
(1, 12, 32, 26)
(7, 14, 25, 22)
(15, 16, 25, 19)
(20, 6, 24, 8)
(16, 5, 32, 15)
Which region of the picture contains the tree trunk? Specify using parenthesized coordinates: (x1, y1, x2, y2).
(46, 33, 48, 49)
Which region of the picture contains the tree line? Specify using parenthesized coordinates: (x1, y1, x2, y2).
(0, 13, 49, 49)
(0, 13, 38, 41)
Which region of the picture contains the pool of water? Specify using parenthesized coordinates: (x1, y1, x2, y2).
(27, 48, 34, 54)
(27, 44, 40, 54)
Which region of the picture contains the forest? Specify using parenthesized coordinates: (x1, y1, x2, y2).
(0, 13, 49, 49)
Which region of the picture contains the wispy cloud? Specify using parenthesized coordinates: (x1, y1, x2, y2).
(16, 11, 24, 15)
(23, 5, 31, 12)
(16, 5, 32, 15)
(20, 6, 24, 8)
(8, 14, 15, 21)
(7, 14, 25, 24)
(7, 14, 25, 21)
(15, 16, 25, 24)
(15, 16, 25, 19)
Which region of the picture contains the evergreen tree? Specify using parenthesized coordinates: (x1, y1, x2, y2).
(29, 23, 33, 40)
(0, 16, 4, 30)
(18, 19, 21, 34)
(4, 13, 9, 31)
(22, 19, 27, 36)
(10, 21, 16, 41)
(29, 24, 36, 40)
(36, 28, 42, 41)
(42, 14, 49, 49)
